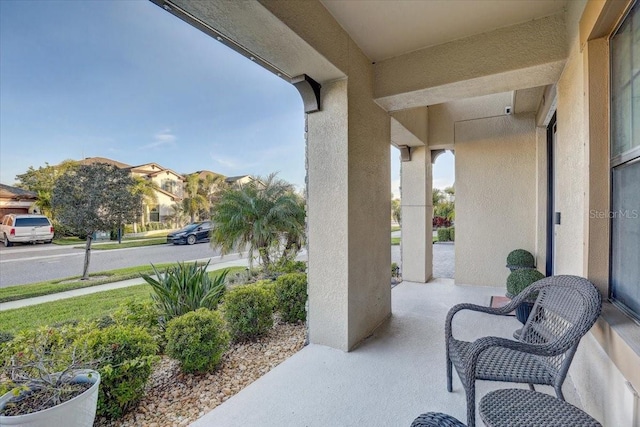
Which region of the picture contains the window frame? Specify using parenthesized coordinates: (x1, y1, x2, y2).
(609, 0, 640, 321)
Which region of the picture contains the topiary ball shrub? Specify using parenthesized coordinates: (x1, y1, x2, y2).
(165, 309, 230, 374)
(506, 249, 535, 270)
(223, 283, 275, 341)
(275, 273, 307, 323)
(506, 268, 545, 298)
(82, 325, 158, 419)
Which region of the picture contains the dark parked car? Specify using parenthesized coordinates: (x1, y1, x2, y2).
(167, 221, 212, 245)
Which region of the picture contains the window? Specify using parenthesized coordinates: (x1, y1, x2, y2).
(149, 205, 160, 223)
(14, 217, 51, 227)
(610, 1, 640, 320)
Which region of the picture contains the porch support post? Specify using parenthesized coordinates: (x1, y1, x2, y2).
(307, 77, 391, 351)
(400, 145, 433, 282)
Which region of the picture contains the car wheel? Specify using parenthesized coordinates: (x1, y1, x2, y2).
(186, 235, 197, 245)
(3, 234, 12, 247)
(45, 240, 53, 244)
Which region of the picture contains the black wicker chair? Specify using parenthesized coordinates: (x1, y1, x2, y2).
(445, 275, 602, 426)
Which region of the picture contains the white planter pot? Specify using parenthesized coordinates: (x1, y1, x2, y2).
(0, 371, 100, 427)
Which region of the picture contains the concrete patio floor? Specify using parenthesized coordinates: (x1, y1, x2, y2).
(192, 279, 583, 426)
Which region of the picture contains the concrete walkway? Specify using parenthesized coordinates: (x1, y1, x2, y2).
(392, 236, 455, 279)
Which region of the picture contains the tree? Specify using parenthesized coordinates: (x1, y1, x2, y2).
(131, 176, 159, 231)
(182, 173, 208, 223)
(210, 173, 306, 270)
(197, 172, 225, 219)
(391, 198, 401, 224)
(52, 163, 142, 279)
(15, 160, 78, 219)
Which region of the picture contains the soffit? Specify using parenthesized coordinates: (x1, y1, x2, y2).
(320, 0, 569, 62)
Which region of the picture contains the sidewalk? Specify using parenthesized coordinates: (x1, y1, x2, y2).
(0, 256, 250, 312)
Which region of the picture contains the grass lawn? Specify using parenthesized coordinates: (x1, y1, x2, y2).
(0, 264, 243, 303)
(85, 238, 167, 250)
(0, 267, 243, 334)
(54, 234, 168, 247)
(0, 284, 154, 334)
(391, 225, 401, 232)
(392, 237, 401, 245)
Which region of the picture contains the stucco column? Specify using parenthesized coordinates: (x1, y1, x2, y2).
(306, 78, 391, 351)
(400, 146, 433, 282)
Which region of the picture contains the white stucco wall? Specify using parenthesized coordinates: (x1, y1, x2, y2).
(554, 6, 586, 276)
(554, 1, 640, 425)
(455, 115, 537, 286)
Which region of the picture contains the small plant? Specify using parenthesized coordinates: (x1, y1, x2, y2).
(506, 268, 545, 298)
(0, 326, 99, 418)
(273, 259, 307, 275)
(112, 300, 164, 351)
(223, 283, 275, 341)
(165, 309, 230, 373)
(81, 325, 157, 419)
(0, 331, 14, 347)
(274, 273, 307, 323)
(506, 249, 535, 270)
(437, 227, 451, 242)
(142, 261, 228, 321)
(391, 263, 400, 278)
(448, 227, 455, 242)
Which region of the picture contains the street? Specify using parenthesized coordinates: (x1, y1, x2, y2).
(0, 241, 241, 288)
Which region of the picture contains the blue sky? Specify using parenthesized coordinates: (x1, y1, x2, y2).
(0, 0, 453, 196)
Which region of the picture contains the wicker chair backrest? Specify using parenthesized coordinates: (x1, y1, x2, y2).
(518, 275, 602, 375)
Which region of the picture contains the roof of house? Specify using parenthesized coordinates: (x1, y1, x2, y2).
(224, 175, 252, 183)
(79, 157, 132, 169)
(0, 184, 38, 200)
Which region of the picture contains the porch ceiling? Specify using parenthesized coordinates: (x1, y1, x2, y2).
(320, 0, 569, 63)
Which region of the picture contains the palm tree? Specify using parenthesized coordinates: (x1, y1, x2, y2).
(210, 173, 306, 270)
(132, 176, 158, 231)
(182, 173, 208, 223)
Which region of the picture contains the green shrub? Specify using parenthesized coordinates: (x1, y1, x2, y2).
(273, 259, 307, 274)
(142, 261, 228, 321)
(123, 224, 134, 234)
(0, 324, 92, 370)
(274, 273, 307, 323)
(165, 309, 229, 373)
(391, 262, 400, 278)
(223, 283, 275, 341)
(0, 331, 14, 347)
(449, 227, 455, 241)
(506, 249, 535, 268)
(437, 227, 451, 242)
(506, 269, 545, 298)
(112, 300, 164, 351)
(82, 325, 157, 419)
(96, 315, 116, 329)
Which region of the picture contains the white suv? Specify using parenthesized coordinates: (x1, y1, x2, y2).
(0, 214, 54, 247)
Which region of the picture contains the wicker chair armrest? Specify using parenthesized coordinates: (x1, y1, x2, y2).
(445, 298, 522, 339)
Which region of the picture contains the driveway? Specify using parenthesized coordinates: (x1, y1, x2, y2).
(391, 236, 454, 279)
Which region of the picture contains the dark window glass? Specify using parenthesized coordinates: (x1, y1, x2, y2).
(149, 205, 160, 223)
(611, 1, 640, 320)
(14, 217, 51, 227)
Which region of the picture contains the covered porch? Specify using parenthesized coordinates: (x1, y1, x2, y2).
(150, 1, 640, 425)
(192, 279, 586, 426)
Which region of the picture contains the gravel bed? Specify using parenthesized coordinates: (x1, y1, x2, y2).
(95, 321, 306, 427)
